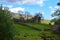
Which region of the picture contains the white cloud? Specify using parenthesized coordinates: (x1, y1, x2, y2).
(42, 12, 45, 14)
(51, 10, 55, 13)
(0, 0, 19, 3)
(49, 6, 59, 19)
(22, 0, 47, 6)
(49, 6, 53, 9)
(49, 6, 59, 14)
(9, 7, 25, 13)
(54, 6, 59, 9)
(37, 0, 45, 6)
(0, 0, 47, 6)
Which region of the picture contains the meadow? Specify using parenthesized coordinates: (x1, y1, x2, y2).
(13, 23, 60, 40)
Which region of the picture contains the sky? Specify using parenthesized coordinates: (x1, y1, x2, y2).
(0, 0, 59, 20)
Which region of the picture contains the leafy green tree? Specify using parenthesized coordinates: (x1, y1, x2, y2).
(51, 6, 60, 34)
(51, 9, 60, 24)
(0, 5, 14, 40)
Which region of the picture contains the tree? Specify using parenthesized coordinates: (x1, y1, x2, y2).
(51, 9, 60, 24)
(49, 3, 60, 34)
(25, 11, 30, 20)
(0, 5, 14, 40)
(34, 12, 43, 23)
(51, 6, 60, 34)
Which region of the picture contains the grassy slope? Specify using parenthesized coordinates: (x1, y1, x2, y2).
(25, 23, 60, 37)
(13, 23, 60, 40)
(14, 24, 42, 40)
(25, 23, 51, 29)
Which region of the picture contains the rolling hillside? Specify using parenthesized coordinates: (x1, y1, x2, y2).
(13, 23, 60, 40)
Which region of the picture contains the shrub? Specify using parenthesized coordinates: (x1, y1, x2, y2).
(0, 5, 14, 40)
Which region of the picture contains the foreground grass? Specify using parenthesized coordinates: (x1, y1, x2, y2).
(13, 23, 60, 40)
(14, 24, 42, 40)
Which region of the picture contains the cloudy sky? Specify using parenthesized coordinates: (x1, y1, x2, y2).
(0, 0, 59, 20)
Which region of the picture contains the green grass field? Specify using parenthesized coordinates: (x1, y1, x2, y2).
(13, 23, 60, 40)
(25, 23, 51, 29)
